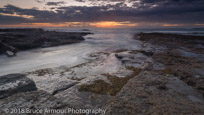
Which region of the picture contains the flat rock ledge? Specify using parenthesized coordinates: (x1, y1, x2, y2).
(0, 74, 37, 99)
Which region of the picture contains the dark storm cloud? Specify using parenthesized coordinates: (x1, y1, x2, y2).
(0, 15, 30, 24)
(0, 4, 60, 24)
(0, 0, 204, 25)
(58, 0, 204, 23)
(46, 1, 66, 6)
(75, 0, 85, 2)
(35, 0, 45, 3)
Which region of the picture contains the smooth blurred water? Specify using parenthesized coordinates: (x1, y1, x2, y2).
(0, 28, 203, 76)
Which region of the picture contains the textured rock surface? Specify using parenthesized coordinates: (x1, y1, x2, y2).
(0, 74, 37, 99)
(27, 69, 79, 95)
(106, 71, 204, 114)
(105, 33, 204, 114)
(0, 28, 90, 54)
(0, 90, 70, 115)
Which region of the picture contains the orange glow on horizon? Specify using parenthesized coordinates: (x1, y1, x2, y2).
(162, 24, 183, 27)
(90, 21, 123, 28)
(0, 21, 138, 28)
(90, 21, 138, 28)
(195, 24, 204, 26)
(1, 22, 203, 28)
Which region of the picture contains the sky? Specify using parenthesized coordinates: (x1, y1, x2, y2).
(0, 0, 204, 28)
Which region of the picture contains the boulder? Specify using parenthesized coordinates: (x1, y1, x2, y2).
(0, 74, 37, 99)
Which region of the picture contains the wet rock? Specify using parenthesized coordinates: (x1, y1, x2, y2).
(153, 50, 204, 95)
(134, 33, 204, 103)
(0, 41, 17, 56)
(78, 67, 141, 96)
(31, 68, 53, 76)
(106, 71, 204, 115)
(0, 28, 91, 55)
(115, 53, 129, 59)
(152, 62, 165, 70)
(197, 80, 204, 96)
(130, 50, 154, 57)
(55, 84, 110, 109)
(116, 52, 149, 68)
(52, 82, 78, 95)
(0, 90, 70, 115)
(0, 74, 37, 99)
(27, 73, 78, 95)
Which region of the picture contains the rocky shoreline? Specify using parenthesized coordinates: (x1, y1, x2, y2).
(0, 32, 204, 114)
(0, 28, 91, 56)
(106, 33, 204, 114)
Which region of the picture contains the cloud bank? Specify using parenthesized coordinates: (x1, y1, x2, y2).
(0, 0, 204, 27)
